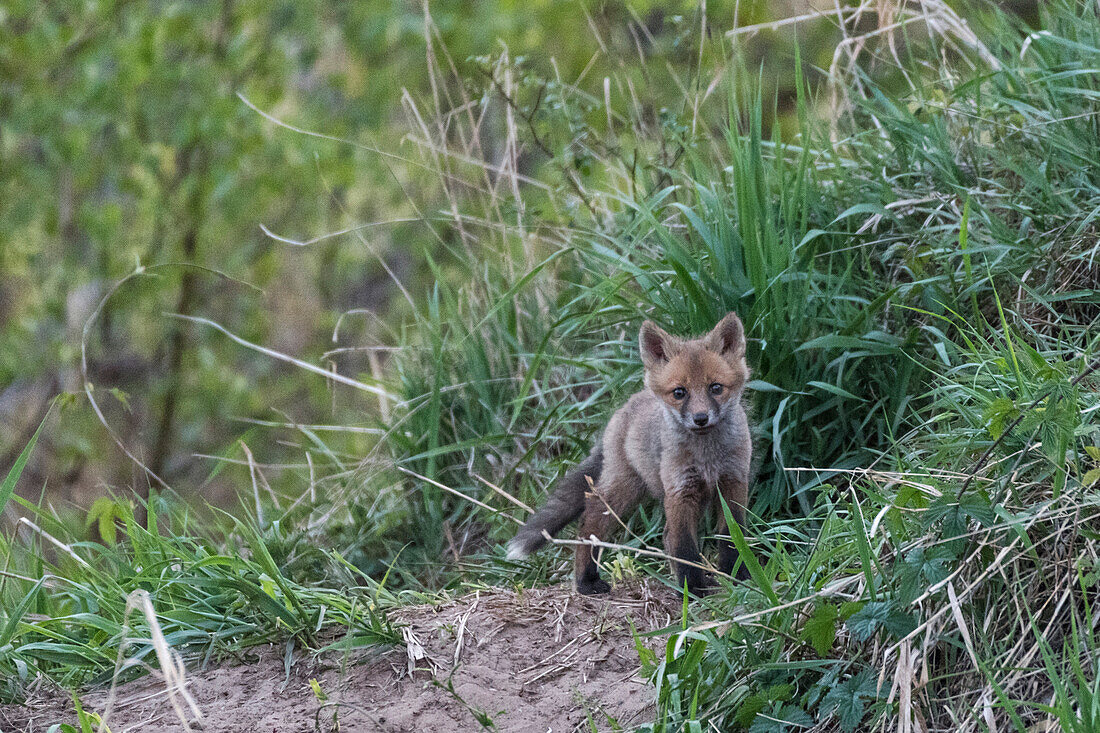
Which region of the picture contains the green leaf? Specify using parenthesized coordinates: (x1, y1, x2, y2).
(736, 693, 769, 728)
(846, 601, 917, 641)
(719, 494, 779, 605)
(108, 386, 132, 412)
(849, 496, 878, 601)
(15, 642, 100, 666)
(86, 497, 120, 545)
(796, 334, 897, 354)
(925, 492, 995, 540)
(0, 579, 45, 648)
(0, 403, 53, 517)
(1084, 468, 1100, 487)
(822, 669, 878, 732)
(897, 546, 955, 604)
(71, 692, 96, 733)
(748, 703, 813, 733)
(736, 684, 794, 727)
(800, 603, 838, 656)
(830, 202, 890, 225)
(983, 397, 1016, 440)
(959, 493, 996, 527)
(807, 381, 864, 402)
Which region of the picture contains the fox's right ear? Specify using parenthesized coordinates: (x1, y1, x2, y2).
(639, 320, 676, 369)
(706, 312, 746, 360)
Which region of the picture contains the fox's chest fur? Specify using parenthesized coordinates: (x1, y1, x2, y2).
(615, 390, 751, 499)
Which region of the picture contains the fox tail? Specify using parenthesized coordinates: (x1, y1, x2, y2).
(506, 446, 603, 560)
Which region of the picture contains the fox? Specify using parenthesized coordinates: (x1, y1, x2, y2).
(507, 312, 754, 595)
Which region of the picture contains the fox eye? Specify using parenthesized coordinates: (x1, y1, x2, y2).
(709, 383, 724, 395)
(671, 387, 687, 400)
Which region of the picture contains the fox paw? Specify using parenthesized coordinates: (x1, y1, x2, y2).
(679, 570, 716, 597)
(687, 581, 716, 597)
(577, 577, 611, 595)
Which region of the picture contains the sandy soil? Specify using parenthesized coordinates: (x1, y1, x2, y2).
(1, 581, 680, 733)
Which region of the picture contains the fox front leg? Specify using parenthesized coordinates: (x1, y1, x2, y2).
(663, 482, 712, 594)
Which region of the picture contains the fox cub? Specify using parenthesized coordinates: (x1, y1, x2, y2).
(508, 312, 753, 595)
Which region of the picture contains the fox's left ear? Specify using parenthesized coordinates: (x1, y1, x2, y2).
(640, 320, 678, 369)
(706, 312, 745, 359)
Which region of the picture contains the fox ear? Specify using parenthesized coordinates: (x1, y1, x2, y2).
(707, 312, 745, 359)
(639, 320, 677, 368)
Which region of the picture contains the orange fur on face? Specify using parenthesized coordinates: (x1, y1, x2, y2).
(650, 348, 747, 414)
(640, 314, 750, 431)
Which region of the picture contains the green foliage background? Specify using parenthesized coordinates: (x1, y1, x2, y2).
(0, 0, 828, 508)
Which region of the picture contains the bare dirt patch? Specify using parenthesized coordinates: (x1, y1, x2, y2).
(2, 581, 680, 732)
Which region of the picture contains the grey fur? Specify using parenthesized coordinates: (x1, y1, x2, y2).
(507, 447, 604, 559)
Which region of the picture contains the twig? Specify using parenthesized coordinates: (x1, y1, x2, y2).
(395, 465, 522, 525)
(168, 313, 396, 401)
(471, 473, 533, 514)
(544, 534, 729, 580)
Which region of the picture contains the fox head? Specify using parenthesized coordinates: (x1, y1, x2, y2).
(639, 312, 749, 433)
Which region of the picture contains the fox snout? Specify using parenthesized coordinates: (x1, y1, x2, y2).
(680, 402, 718, 431)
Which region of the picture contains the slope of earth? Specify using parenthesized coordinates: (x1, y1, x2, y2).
(2, 580, 681, 733)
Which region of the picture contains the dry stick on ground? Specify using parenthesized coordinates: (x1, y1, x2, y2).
(544, 535, 733, 584)
(586, 475, 666, 558)
(471, 473, 534, 514)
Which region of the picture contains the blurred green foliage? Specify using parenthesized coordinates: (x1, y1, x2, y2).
(0, 0, 837, 509)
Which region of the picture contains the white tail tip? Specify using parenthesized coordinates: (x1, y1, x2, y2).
(506, 537, 529, 560)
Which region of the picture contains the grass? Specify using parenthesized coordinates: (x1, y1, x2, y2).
(3, 0, 1100, 730)
(0, 485, 401, 705)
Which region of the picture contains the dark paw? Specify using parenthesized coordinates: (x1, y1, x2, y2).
(680, 570, 715, 597)
(577, 577, 611, 595)
(719, 555, 753, 582)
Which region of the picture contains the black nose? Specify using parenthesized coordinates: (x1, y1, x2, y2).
(692, 412, 709, 426)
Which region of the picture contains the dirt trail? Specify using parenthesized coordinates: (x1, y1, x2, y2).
(2, 581, 681, 732)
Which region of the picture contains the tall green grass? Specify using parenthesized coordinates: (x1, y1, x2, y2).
(2, 1, 1099, 730)
(368, 0, 1100, 545)
(0, 479, 399, 704)
(370, 1, 1100, 729)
